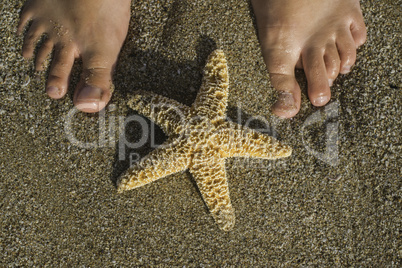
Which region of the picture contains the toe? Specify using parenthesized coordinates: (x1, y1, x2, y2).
(46, 44, 76, 99)
(255, 22, 301, 118)
(302, 47, 331, 107)
(35, 38, 54, 71)
(324, 43, 341, 86)
(269, 72, 301, 118)
(22, 21, 44, 58)
(264, 48, 301, 118)
(260, 44, 301, 118)
(17, 7, 33, 35)
(73, 51, 116, 113)
(350, 19, 367, 48)
(336, 28, 357, 74)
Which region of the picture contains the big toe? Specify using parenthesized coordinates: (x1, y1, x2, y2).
(73, 54, 115, 113)
(264, 49, 301, 118)
(270, 73, 301, 118)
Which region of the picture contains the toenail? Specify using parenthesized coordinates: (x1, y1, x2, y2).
(328, 79, 334, 87)
(313, 95, 329, 106)
(341, 65, 351, 74)
(75, 102, 103, 113)
(47, 86, 60, 96)
(277, 91, 297, 110)
(77, 86, 102, 101)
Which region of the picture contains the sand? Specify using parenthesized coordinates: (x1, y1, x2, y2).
(0, 0, 400, 266)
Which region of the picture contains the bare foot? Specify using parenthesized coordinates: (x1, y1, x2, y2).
(251, 0, 367, 118)
(17, 0, 131, 113)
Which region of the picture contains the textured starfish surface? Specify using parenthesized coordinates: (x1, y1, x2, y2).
(117, 50, 292, 231)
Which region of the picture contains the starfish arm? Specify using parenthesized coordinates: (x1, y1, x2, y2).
(117, 137, 190, 192)
(189, 154, 235, 231)
(128, 90, 191, 135)
(216, 122, 292, 159)
(191, 49, 229, 122)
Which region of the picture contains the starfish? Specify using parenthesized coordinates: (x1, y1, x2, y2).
(117, 50, 292, 231)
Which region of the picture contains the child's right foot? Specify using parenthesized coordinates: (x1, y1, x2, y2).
(17, 0, 131, 113)
(251, 0, 367, 118)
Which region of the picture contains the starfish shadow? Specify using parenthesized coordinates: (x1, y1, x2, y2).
(226, 106, 279, 138)
(110, 36, 218, 185)
(109, 0, 218, 185)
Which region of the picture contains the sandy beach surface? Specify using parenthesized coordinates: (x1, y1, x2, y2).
(1, 0, 400, 266)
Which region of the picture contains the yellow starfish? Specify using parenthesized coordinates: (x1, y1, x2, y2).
(117, 50, 292, 231)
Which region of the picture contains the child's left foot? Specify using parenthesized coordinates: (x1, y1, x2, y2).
(17, 0, 131, 113)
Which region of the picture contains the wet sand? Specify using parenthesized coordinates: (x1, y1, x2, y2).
(0, 0, 400, 266)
